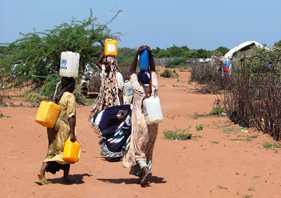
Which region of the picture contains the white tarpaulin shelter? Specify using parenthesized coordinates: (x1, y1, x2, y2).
(224, 41, 265, 59)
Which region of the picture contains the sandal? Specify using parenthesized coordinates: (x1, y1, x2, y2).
(35, 178, 50, 185)
(140, 167, 151, 187)
(35, 174, 50, 186)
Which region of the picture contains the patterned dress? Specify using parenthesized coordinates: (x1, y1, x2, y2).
(91, 57, 120, 117)
(123, 72, 159, 170)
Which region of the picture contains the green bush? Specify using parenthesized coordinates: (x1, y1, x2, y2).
(1, 11, 111, 85)
(263, 142, 281, 150)
(167, 57, 187, 67)
(160, 69, 178, 78)
(164, 129, 192, 141)
(24, 91, 48, 106)
(40, 74, 60, 98)
(74, 87, 93, 105)
(195, 124, 204, 131)
(209, 106, 225, 116)
(224, 48, 281, 140)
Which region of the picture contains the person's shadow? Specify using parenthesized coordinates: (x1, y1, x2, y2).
(48, 173, 92, 185)
(97, 175, 166, 185)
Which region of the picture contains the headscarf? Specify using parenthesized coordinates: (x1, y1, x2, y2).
(129, 45, 156, 75)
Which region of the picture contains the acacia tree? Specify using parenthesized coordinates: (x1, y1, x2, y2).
(274, 40, 281, 48)
(0, 11, 112, 85)
(213, 46, 229, 56)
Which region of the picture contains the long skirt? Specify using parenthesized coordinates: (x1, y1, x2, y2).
(43, 119, 70, 173)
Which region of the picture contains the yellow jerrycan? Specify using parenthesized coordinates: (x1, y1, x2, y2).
(104, 38, 118, 57)
(63, 138, 81, 164)
(35, 101, 61, 128)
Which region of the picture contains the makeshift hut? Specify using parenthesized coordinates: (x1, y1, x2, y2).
(224, 41, 267, 68)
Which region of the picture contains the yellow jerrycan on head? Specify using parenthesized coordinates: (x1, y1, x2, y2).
(63, 138, 81, 164)
(104, 38, 118, 57)
(35, 101, 61, 128)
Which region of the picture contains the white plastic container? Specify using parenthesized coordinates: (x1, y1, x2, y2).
(116, 72, 124, 90)
(123, 80, 134, 104)
(59, 51, 80, 78)
(143, 96, 163, 124)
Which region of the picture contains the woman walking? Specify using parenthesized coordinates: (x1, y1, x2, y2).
(90, 54, 124, 118)
(37, 77, 77, 185)
(123, 45, 160, 187)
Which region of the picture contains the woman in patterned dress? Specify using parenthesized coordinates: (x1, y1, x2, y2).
(90, 55, 123, 119)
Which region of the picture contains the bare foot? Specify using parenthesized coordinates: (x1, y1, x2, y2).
(37, 173, 44, 180)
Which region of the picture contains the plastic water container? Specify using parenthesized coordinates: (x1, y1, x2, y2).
(63, 139, 81, 164)
(143, 96, 163, 124)
(35, 101, 61, 128)
(123, 81, 134, 104)
(124, 81, 133, 96)
(139, 49, 150, 71)
(116, 72, 124, 90)
(104, 39, 118, 57)
(59, 51, 80, 78)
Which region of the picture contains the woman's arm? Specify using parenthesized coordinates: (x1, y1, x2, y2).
(151, 72, 159, 96)
(67, 93, 77, 142)
(130, 73, 144, 93)
(68, 116, 76, 142)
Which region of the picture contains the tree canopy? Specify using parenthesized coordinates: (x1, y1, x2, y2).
(0, 12, 112, 84)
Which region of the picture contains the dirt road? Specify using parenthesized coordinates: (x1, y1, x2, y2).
(1, 70, 280, 198)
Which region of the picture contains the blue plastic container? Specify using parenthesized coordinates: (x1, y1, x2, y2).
(139, 49, 150, 71)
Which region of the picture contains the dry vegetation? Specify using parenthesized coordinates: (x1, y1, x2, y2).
(191, 47, 281, 140)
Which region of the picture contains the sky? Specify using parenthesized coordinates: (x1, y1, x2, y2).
(1, 0, 281, 49)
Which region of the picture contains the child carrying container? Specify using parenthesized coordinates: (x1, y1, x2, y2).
(36, 51, 80, 185)
(36, 77, 77, 185)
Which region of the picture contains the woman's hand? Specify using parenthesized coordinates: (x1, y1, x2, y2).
(144, 86, 152, 98)
(154, 89, 158, 97)
(68, 116, 77, 142)
(69, 133, 77, 142)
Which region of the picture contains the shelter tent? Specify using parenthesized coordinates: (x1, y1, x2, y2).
(224, 41, 266, 59)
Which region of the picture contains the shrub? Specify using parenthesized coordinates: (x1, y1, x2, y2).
(263, 142, 281, 150)
(160, 69, 178, 78)
(164, 129, 192, 140)
(40, 74, 60, 98)
(0, 112, 10, 119)
(190, 62, 225, 93)
(1, 11, 111, 85)
(209, 106, 225, 116)
(24, 91, 48, 106)
(167, 57, 187, 67)
(74, 87, 93, 105)
(195, 124, 204, 131)
(224, 48, 281, 140)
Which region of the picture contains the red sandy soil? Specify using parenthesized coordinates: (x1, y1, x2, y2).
(1, 70, 281, 198)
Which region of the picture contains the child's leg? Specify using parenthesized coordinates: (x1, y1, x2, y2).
(38, 162, 47, 179)
(35, 162, 49, 185)
(63, 164, 70, 179)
